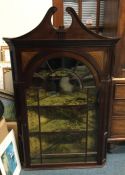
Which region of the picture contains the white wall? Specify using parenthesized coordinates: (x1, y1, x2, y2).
(0, 0, 52, 90)
(0, 0, 52, 43)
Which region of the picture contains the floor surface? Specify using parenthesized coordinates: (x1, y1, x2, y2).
(20, 145, 125, 175)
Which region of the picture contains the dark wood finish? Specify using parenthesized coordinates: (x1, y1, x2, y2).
(103, 0, 119, 75)
(108, 78, 125, 143)
(96, 0, 100, 33)
(104, 0, 125, 77)
(111, 117, 125, 138)
(103, 0, 119, 37)
(4, 7, 118, 169)
(114, 84, 125, 99)
(104, 0, 125, 145)
(113, 101, 125, 116)
(78, 0, 82, 20)
(114, 2, 125, 77)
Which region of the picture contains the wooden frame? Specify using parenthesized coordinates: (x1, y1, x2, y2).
(0, 46, 10, 62)
(108, 78, 125, 143)
(3, 68, 14, 93)
(0, 130, 21, 175)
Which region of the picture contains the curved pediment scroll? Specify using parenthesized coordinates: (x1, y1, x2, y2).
(65, 7, 106, 40)
(5, 6, 119, 41)
(4, 6, 119, 46)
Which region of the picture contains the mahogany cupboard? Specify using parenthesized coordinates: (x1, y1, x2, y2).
(4, 7, 118, 168)
(53, 0, 125, 146)
(103, 0, 125, 144)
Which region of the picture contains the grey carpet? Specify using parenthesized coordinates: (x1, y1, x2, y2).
(20, 145, 125, 175)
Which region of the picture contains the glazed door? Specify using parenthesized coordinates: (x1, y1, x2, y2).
(25, 56, 99, 166)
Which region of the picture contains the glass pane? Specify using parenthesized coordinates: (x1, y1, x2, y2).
(29, 133, 97, 164)
(87, 154, 97, 162)
(41, 107, 87, 132)
(27, 107, 97, 133)
(27, 108, 39, 132)
(29, 136, 41, 164)
(87, 133, 97, 152)
(26, 88, 38, 106)
(42, 132, 86, 154)
(42, 154, 86, 164)
(88, 88, 97, 104)
(39, 89, 87, 106)
(88, 110, 98, 131)
(26, 57, 98, 165)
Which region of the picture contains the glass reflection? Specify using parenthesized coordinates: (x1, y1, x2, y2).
(26, 57, 98, 164)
